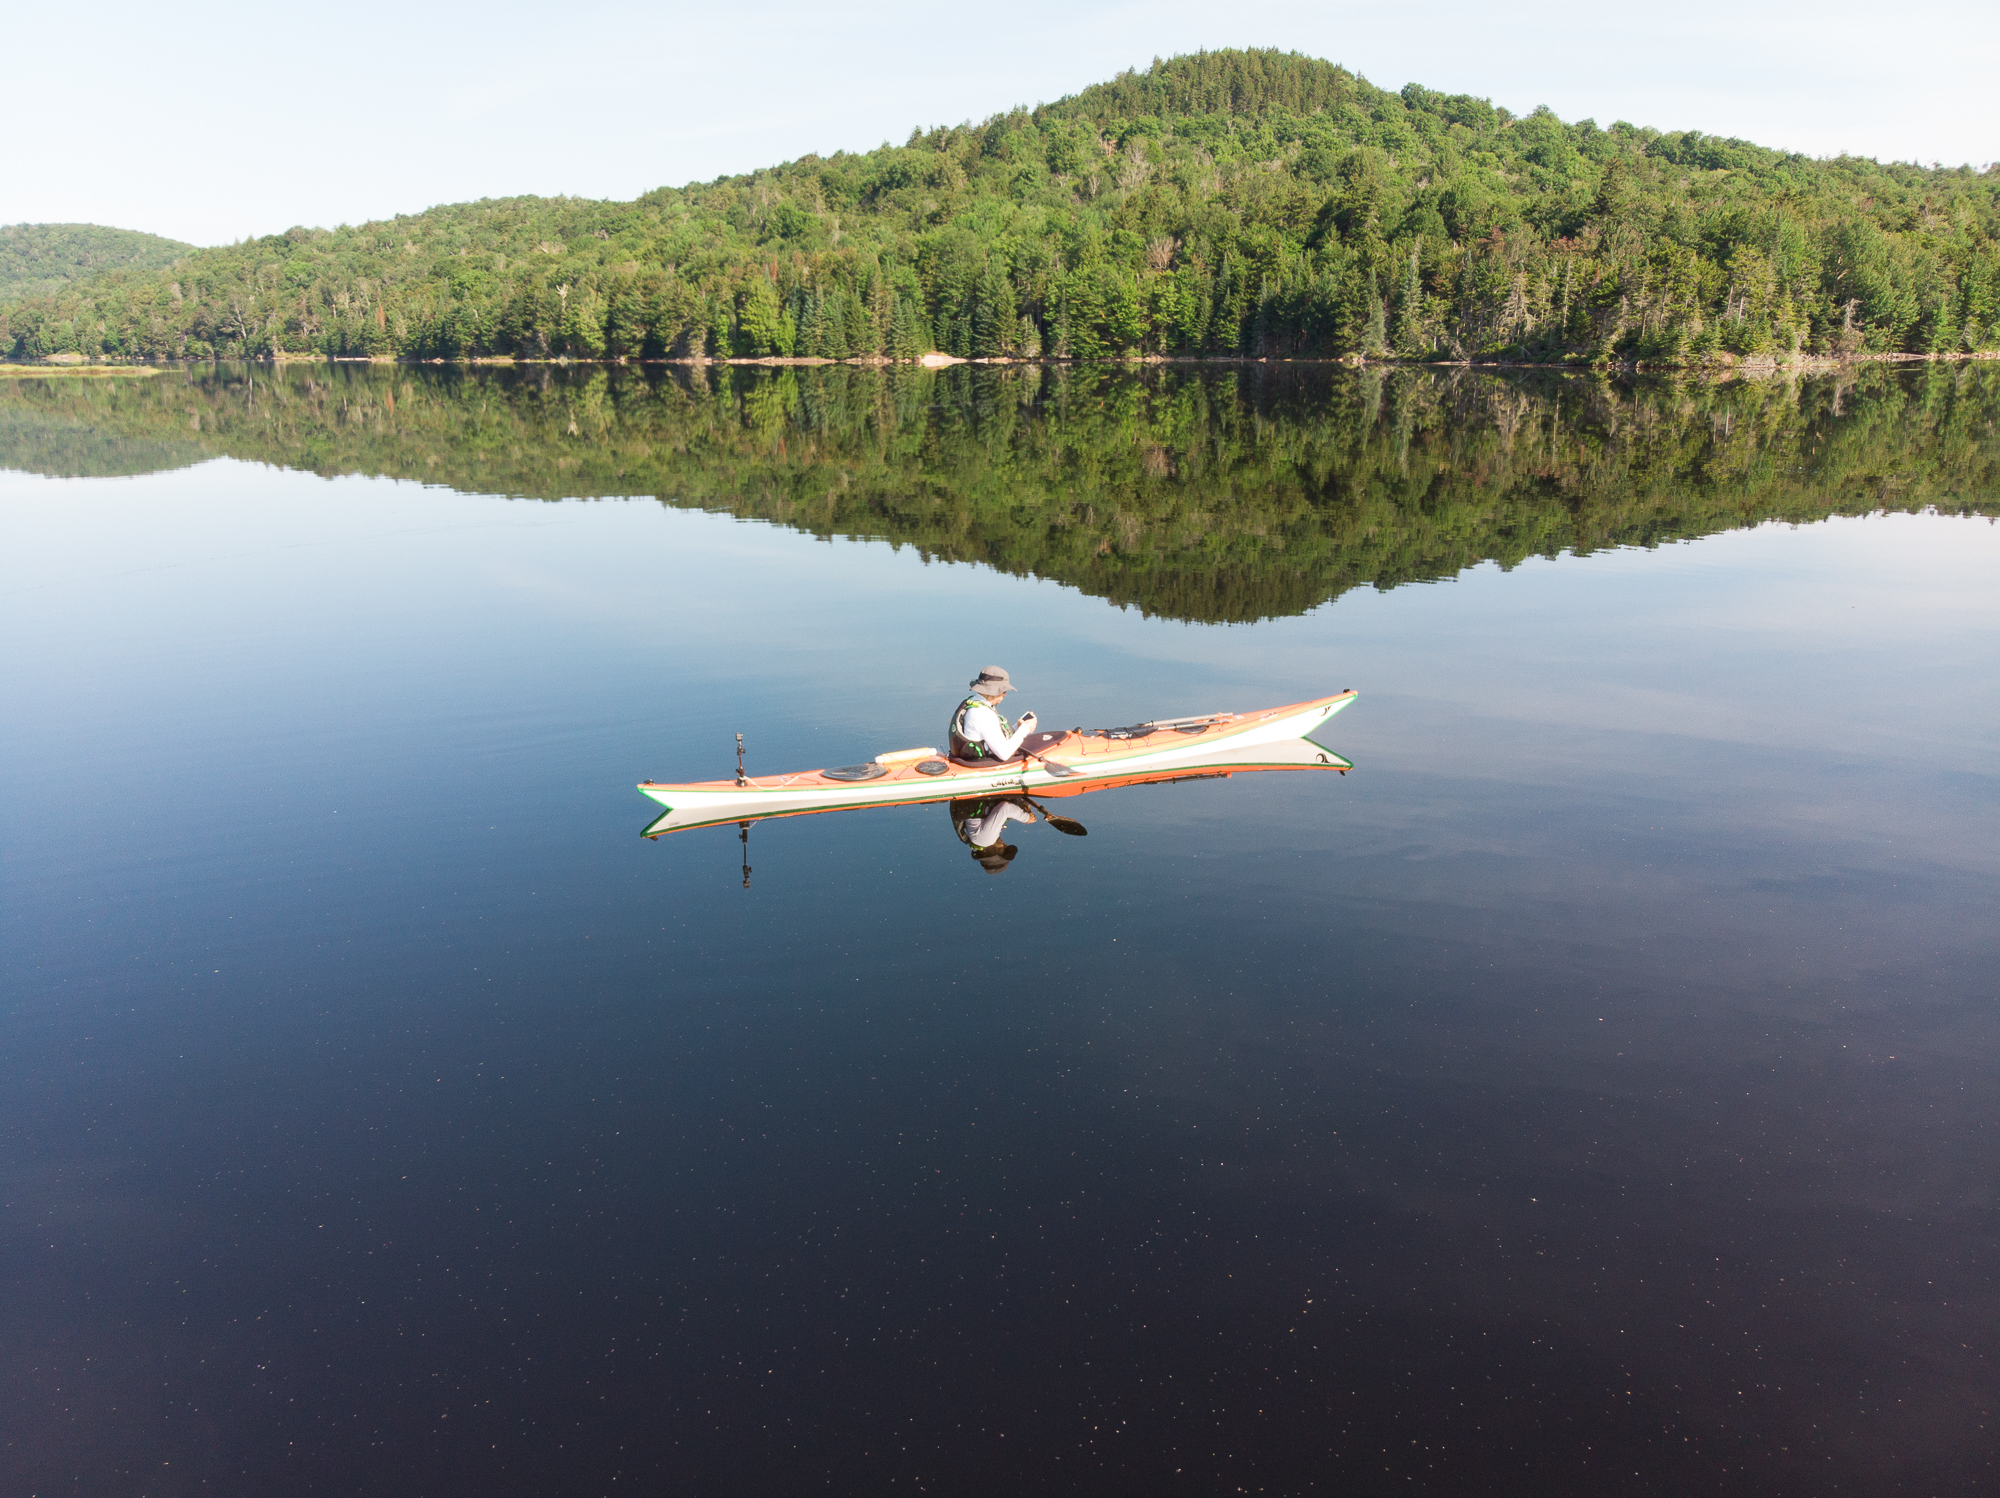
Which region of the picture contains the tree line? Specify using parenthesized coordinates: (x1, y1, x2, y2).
(5, 361, 1993, 621)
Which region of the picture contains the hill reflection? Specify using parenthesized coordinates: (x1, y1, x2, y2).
(4, 360, 1995, 622)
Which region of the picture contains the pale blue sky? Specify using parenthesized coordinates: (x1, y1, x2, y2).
(10, 0, 1995, 246)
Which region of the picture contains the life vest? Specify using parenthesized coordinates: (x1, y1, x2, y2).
(951, 795, 1025, 848)
(948, 694, 1011, 761)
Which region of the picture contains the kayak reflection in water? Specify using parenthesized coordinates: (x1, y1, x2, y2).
(951, 795, 1036, 873)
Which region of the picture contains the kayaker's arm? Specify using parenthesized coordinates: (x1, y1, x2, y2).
(960, 700, 1036, 760)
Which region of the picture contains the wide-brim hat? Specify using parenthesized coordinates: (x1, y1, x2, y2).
(970, 665, 1017, 695)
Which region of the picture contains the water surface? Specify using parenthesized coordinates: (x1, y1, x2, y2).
(3, 365, 1997, 1496)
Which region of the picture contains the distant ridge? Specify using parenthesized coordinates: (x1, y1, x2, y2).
(0, 223, 194, 307)
(2, 50, 1994, 365)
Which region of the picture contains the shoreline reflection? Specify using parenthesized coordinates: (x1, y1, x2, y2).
(6, 360, 1994, 624)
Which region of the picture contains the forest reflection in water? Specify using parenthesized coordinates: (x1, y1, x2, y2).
(3, 358, 1994, 622)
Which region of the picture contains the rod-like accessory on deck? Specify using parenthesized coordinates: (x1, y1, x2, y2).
(736, 733, 747, 787)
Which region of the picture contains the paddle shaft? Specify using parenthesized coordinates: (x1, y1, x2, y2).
(1019, 791, 1087, 836)
(1020, 747, 1080, 778)
(1015, 725, 1080, 778)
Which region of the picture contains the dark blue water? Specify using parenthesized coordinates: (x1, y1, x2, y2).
(4, 436, 1998, 1494)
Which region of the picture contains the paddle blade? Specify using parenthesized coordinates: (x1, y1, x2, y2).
(1046, 815, 1088, 836)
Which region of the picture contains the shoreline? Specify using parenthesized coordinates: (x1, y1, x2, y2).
(5, 350, 1995, 377)
(0, 363, 169, 378)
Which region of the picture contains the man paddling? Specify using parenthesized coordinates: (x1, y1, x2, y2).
(949, 665, 1038, 763)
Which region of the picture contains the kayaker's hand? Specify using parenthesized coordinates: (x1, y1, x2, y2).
(1019, 711, 1038, 731)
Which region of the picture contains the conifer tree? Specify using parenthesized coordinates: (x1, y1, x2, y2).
(1394, 249, 1425, 355)
(1363, 270, 1388, 356)
(889, 296, 927, 359)
(740, 278, 788, 357)
(973, 260, 1016, 356)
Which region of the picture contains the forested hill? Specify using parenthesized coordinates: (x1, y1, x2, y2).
(0, 224, 194, 307)
(3, 49, 1996, 367)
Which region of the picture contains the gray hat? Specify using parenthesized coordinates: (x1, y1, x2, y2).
(970, 665, 1017, 696)
(973, 842, 1018, 873)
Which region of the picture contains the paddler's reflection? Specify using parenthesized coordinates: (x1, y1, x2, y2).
(951, 795, 1036, 874)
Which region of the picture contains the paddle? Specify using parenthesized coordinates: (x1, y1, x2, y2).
(1014, 724, 1081, 779)
(1020, 747, 1081, 779)
(1019, 792, 1087, 837)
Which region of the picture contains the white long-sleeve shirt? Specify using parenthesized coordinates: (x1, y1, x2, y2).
(958, 699, 1033, 761)
(960, 799, 1036, 848)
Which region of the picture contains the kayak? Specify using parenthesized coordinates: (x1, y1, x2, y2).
(638, 691, 1356, 837)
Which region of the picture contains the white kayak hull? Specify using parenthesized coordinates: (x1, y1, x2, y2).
(638, 692, 1355, 837)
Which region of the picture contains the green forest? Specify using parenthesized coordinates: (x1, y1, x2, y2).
(4, 362, 1992, 621)
(2, 51, 1995, 369)
(0, 223, 192, 308)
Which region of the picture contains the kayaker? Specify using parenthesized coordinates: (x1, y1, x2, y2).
(950, 795, 1037, 874)
(949, 665, 1038, 763)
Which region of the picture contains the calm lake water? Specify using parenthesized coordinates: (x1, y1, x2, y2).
(4, 364, 1997, 1495)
